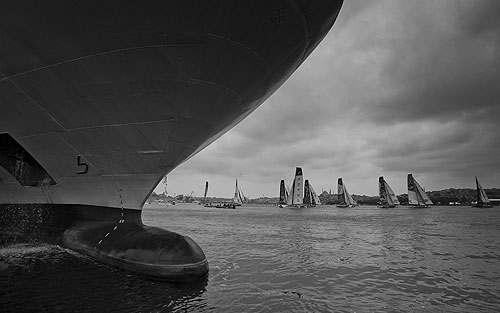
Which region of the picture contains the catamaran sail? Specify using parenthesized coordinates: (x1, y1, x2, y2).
(232, 179, 245, 206)
(292, 167, 304, 205)
(285, 167, 305, 207)
(378, 176, 400, 208)
(472, 177, 491, 208)
(310, 182, 321, 205)
(407, 174, 433, 208)
(337, 178, 357, 207)
(203, 181, 214, 207)
(279, 180, 289, 205)
(239, 187, 246, 204)
(204, 181, 208, 200)
(303, 180, 321, 207)
(304, 180, 312, 206)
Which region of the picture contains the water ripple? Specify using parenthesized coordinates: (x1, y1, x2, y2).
(2, 205, 500, 312)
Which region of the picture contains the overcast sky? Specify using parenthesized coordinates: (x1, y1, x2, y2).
(155, 0, 500, 198)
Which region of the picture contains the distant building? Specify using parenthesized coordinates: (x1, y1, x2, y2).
(490, 199, 500, 206)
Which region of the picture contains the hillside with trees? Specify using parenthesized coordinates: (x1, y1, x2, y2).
(319, 188, 500, 206)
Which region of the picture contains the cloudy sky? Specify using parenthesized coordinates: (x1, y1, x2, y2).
(155, 0, 500, 198)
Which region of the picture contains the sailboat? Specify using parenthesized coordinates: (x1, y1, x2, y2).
(303, 179, 321, 207)
(336, 178, 358, 208)
(407, 174, 433, 208)
(202, 181, 216, 207)
(286, 167, 307, 208)
(310, 182, 321, 206)
(202, 181, 209, 205)
(278, 179, 289, 207)
(378, 176, 400, 208)
(231, 179, 246, 206)
(472, 177, 491, 208)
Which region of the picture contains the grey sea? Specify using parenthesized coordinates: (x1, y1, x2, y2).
(1, 204, 500, 312)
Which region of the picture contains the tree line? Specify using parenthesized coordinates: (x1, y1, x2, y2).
(318, 188, 500, 205)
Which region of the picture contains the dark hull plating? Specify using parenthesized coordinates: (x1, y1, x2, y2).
(0, 1, 343, 280)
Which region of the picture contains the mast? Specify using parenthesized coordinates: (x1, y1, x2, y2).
(234, 179, 238, 199)
(163, 175, 168, 196)
(204, 181, 208, 199)
(476, 176, 482, 204)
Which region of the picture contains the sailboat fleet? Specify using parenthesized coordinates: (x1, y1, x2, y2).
(278, 168, 432, 209)
(278, 170, 494, 208)
(279, 167, 321, 208)
(199, 170, 493, 209)
(203, 179, 246, 209)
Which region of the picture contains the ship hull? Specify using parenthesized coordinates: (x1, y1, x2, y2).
(0, 0, 343, 210)
(0, 0, 343, 280)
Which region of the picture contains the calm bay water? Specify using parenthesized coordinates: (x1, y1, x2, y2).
(1, 204, 500, 312)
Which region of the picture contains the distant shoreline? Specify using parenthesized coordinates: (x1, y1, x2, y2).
(148, 187, 500, 206)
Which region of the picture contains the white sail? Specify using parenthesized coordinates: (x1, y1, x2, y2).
(379, 176, 399, 207)
(232, 179, 244, 205)
(476, 177, 490, 205)
(310, 183, 321, 205)
(338, 178, 357, 206)
(408, 174, 432, 206)
(417, 183, 432, 205)
(238, 189, 246, 203)
(408, 174, 420, 205)
(385, 181, 400, 205)
(345, 185, 357, 206)
(407, 175, 419, 205)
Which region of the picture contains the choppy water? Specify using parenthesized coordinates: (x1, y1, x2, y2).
(1, 204, 500, 312)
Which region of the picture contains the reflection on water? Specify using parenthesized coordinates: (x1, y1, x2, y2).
(2, 204, 500, 312)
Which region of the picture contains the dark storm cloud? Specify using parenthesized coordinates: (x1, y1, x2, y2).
(160, 0, 500, 197)
(360, 1, 500, 123)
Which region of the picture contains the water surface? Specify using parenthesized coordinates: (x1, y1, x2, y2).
(1, 204, 500, 312)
